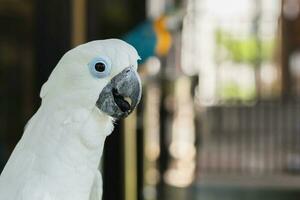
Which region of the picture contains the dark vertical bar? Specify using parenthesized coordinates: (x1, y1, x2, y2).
(294, 100, 300, 170)
(257, 103, 261, 174)
(35, 0, 71, 94)
(240, 106, 246, 174)
(249, 104, 254, 174)
(277, 102, 282, 172)
(102, 123, 124, 200)
(136, 102, 144, 200)
(222, 106, 226, 173)
(259, 102, 263, 174)
(129, 2, 146, 199)
(200, 109, 209, 173)
(216, 106, 222, 173)
(226, 106, 232, 173)
(294, 101, 300, 173)
(86, 0, 99, 41)
(218, 106, 223, 173)
(281, 0, 293, 99)
(285, 102, 289, 173)
(158, 59, 169, 200)
(274, 101, 278, 173)
(268, 101, 273, 174)
(261, 102, 266, 174)
(239, 106, 244, 174)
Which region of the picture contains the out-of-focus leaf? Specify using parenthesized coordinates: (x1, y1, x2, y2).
(215, 30, 275, 65)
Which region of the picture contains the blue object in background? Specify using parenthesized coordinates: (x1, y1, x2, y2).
(123, 20, 157, 63)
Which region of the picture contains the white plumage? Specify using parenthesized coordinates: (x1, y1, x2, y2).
(0, 39, 141, 200)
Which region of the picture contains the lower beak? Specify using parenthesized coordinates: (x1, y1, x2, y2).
(96, 66, 142, 119)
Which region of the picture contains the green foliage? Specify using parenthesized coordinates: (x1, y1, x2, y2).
(219, 81, 256, 101)
(215, 30, 275, 64)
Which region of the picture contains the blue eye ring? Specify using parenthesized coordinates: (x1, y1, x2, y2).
(88, 57, 112, 78)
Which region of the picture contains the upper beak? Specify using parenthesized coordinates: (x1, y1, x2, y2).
(96, 66, 142, 119)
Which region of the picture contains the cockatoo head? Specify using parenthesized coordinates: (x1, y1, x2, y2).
(41, 39, 142, 119)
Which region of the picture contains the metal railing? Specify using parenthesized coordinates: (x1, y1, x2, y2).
(198, 101, 300, 175)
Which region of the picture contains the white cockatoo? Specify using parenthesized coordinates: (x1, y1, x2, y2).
(0, 39, 142, 200)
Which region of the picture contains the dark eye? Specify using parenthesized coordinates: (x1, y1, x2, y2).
(95, 62, 106, 72)
(88, 57, 112, 78)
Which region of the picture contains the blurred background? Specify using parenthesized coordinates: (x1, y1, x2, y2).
(1, 0, 300, 199)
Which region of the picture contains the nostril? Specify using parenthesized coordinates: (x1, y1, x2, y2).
(125, 69, 130, 73)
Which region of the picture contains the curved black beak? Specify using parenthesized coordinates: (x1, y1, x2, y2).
(96, 66, 142, 119)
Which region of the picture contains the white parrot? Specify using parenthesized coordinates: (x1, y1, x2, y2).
(0, 39, 142, 200)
